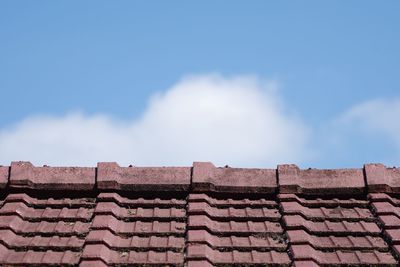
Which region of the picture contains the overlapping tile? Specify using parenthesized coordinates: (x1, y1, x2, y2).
(0, 193, 94, 266)
(81, 244, 183, 265)
(0, 244, 81, 265)
(9, 161, 95, 190)
(365, 163, 400, 193)
(369, 193, 400, 258)
(0, 161, 399, 266)
(278, 193, 369, 208)
(278, 164, 365, 194)
(187, 244, 290, 266)
(80, 193, 187, 266)
(97, 162, 191, 191)
(291, 244, 397, 265)
(186, 192, 289, 266)
(97, 192, 186, 207)
(280, 193, 397, 266)
(189, 193, 276, 207)
(0, 165, 9, 189)
(192, 162, 277, 193)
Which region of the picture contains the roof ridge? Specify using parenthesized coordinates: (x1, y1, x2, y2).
(0, 161, 398, 195)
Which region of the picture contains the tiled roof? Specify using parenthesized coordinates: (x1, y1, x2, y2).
(0, 161, 399, 266)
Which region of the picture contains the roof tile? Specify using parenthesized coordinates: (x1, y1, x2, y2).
(283, 215, 380, 234)
(187, 229, 286, 250)
(0, 244, 81, 265)
(9, 161, 95, 190)
(0, 229, 84, 250)
(278, 193, 369, 207)
(281, 201, 374, 221)
(97, 192, 186, 207)
(4, 193, 96, 208)
(287, 229, 387, 250)
(0, 161, 399, 265)
(186, 244, 291, 265)
(188, 201, 280, 221)
(0, 215, 90, 235)
(291, 244, 397, 265)
(189, 215, 282, 234)
(278, 164, 365, 195)
(192, 162, 277, 193)
(189, 193, 277, 207)
(82, 244, 184, 265)
(0, 202, 93, 221)
(91, 215, 186, 235)
(86, 230, 184, 249)
(365, 163, 400, 193)
(94, 201, 186, 220)
(0, 165, 9, 189)
(97, 162, 190, 191)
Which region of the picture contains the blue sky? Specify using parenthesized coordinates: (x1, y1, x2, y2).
(1, 1, 400, 168)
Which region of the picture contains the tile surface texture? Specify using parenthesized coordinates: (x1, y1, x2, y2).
(0, 161, 399, 266)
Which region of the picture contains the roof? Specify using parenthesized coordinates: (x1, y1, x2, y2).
(0, 161, 399, 266)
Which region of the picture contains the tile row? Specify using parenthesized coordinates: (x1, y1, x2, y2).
(1, 161, 400, 194)
(1, 191, 400, 265)
(279, 193, 398, 266)
(0, 192, 187, 266)
(369, 193, 400, 259)
(186, 193, 291, 266)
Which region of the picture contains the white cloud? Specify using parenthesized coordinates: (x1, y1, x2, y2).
(0, 74, 312, 167)
(340, 98, 400, 138)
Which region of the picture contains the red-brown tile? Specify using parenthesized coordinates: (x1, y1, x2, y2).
(97, 192, 186, 207)
(86, 229, 184, 249)
(82, 244, 184, 265)
(188, 215, 282, 234)
(187, 260, 214, 267)
(0, 166, 9, 189)
(278, 164, 365, 195)
(279, 193, 368, 207)
(94, 201, 185, 220)
(5, 193, 96, 208)
(290, 244, 397, 265)
(293, 261, 320, 267)
(281, 202, 373, 221)
(287, 229, 387, 250)
(0, 244, 81, 265)
(365, 163, 400, 193)
(0, 202, 93, 221)
(0, 229, 84, 250)
(97, 162, 191, 191)
(189, 193, 277, 207)
(283, 215, 380, 235)
(188, 202, 280, 221)
(79, 260, 108, 267)
(9, 161, 95, 190)
(378, 215, 400, 228)
(372, 202, 400, 217)
(385, 229, 400, 244)
(192, 162, 277, 193)
(91, 215, 185, 235)
(187, 229, 286, 250)
(186, 244, 290, 265)
(393, 245, 400, 257)
(0, 215, 90, 235)
(369, 193, 400, 206)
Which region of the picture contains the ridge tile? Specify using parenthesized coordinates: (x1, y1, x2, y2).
(97, 162, 190, 191)
(9, 161, 95, 190)
(278, 164, 365, 195)
(365, 163, 400, 193)
(192, 162, 277, 193)
(0, 165, 9, 189)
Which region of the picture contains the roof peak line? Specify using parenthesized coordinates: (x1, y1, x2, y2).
(0, 161, 398, 195)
